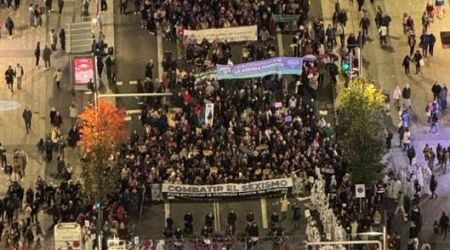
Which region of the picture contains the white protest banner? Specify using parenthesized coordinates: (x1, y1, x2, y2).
(183, 25, 258, 43)
(205, 103, 214, 126)
(162, 178, 293, 198)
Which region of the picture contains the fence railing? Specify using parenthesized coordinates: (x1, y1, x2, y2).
(113, 236, 307, 250)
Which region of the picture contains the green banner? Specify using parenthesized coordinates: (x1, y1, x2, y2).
(273, 14, 300, 23)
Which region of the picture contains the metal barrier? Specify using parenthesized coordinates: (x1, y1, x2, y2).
(117, 236, 307, 250)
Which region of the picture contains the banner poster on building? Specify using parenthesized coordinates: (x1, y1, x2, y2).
(162, 178, 293, 198)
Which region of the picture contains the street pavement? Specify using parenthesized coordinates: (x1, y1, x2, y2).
(319, 0, 450, 249)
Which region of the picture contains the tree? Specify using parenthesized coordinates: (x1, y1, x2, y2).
(336, 78, 385, 185)
(79, 99, 127, 202)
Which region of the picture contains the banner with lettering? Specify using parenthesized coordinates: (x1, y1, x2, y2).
(162, 178, 293, 198)
(217, 57, 303, 80)
(183, 25, 258, 43)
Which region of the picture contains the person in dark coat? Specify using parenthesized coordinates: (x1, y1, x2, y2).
(428, 33, 436, 57)
(145, 60, 154, 79)
(227, 210, 237, 226)
(4, 16, 15, 38)
(439, 211, 449, 239)
(45, 137, 53, 162)
(42, 45, 52, 69)
(67, 126, 80, 147)
(430, 174, 438, 199)
(407, 146, 416, 166)
(97, 56, 104, 77)
(22, 107, 32, 134)
(59, 29, 66, 51)
(34, 42, 41, 68)
(5, 65, 15, 92)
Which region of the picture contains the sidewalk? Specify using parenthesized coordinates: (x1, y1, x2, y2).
(0, 0, 115, 247)
(320, 0, 450, 248)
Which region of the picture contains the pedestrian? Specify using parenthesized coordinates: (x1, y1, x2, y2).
(402, 84, 412, 108)
(45, 137, 53, 162)
(101, 0, 107, 11)
(15, 63, 24, 90)
(4, 16, 14, 39)
(430, 174, 438, 199)
(4, 65, 15, 92)
(393, 85, 402, 109)
(145, 60, 154, 79)
(22, 107, 32, 134)
(0, 143, 7, 168)
(97, 56, 104, 77)
(402, 55, 411, 75)
(360, 14, 370, 37)
(82, 0, 89, 16)
(34, 42, 41, 68)
(440, 85, 448, 110)
(34, 5, 43, 27)
(58, 0, 64, 14)
(407, 145, 416, 166)
(28, 4, 35, 28)
(357, 0, 365, 12)
(50, 29, 58, 50)
(279, 195, 290, 221)
(413, 50, 423, 74)
(402, 128, 411, 151)
(420, 33, 430, 58)
(381, 14, 392, 35)
(59, 28, 66, 51)
(53, 68, 62, 89)
(430, 111, 439, 134)
(422, 11, 431, 34)
(408, 34, 416, 56)
(43, 45, 52, 69)
(120, 0, 128, 14)
(292, 203, 301, 230)
(428, 33, 436, 57)
(45, 0, 52, 12)
(69, 103, 78, 126)
(439, 212, 449, 239)
(432, 82, 442, 101)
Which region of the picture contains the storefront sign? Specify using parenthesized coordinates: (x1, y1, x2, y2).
(162, 178, 293, 198)
(183, 25, 258, 43)
(217, 57, 303, 80)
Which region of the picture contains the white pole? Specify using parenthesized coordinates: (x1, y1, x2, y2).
(383, 226, 387, 250)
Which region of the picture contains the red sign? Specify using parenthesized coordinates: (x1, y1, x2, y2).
(74, 57, 94, 84)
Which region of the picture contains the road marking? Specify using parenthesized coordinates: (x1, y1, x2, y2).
(213, 201, 221, 232)
(276, 32, 284, 56)
(137, 101, 144, 105)
(124, 116, 132, 121)
(164, 202, 171, 219)
(260, 198, 268, 229)
(116, 81, 123, 86)
(0, 100, 21, 111)
(157, 30, 164, 81)
(129, 80, 138, 85)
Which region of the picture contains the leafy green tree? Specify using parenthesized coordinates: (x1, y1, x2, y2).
(336, 78, 385, 184)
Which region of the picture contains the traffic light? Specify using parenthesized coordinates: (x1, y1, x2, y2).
(94, 202, 101, 210)
(342, 60, 351, 74)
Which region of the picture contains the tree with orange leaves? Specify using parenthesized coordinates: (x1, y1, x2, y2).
(79, 99, 127, 202)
